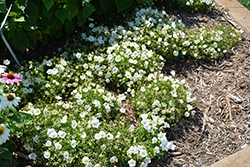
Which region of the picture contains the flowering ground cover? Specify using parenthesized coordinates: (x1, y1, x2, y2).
(0, 2, 246, 167)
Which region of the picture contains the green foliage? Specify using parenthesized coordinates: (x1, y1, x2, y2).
(237, 0, 250, 11)
(0, 0, 148, 52)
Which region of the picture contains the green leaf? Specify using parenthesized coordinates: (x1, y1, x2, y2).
(25, 1, 39, 21)
(65, 0, 78, 21)
(0, 0, 7, 13)
(77, 10, 87, 26)
(65, 19, 75, 35)
(23, 18, 38, 31)
(82, 2, 95, 17)
(14, 15, 25, 22)
(115, 0, 133, 12)
(91, 0, 104, 15)
(141, 0, 153, 6)
(0, 148, 12, 161)
(99, 0, 114, 11)
(55, 9, 68, 23)
(5, 140, 16, 153)
(77, 2, 95, 26)
(12, 31, 29, 51)
(42, 0, 54, 11)
(18, 0, 28, 12)
(42, 6, 54, 19)
(57, 0, 68, 2)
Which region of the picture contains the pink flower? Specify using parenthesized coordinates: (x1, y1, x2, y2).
(1, 73, 22, 85)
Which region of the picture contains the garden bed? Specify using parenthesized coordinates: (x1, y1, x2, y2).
(0, 4, 249, 167)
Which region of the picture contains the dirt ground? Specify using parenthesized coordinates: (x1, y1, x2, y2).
(0, 5, 250, 167)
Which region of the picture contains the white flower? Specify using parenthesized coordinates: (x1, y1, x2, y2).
(44, 151, 50, 159)
(157, 132, 167, 141)
(28, 153, 37, 160)
(120, 108, 126, 113)
(71, 120, 78, 129)
(140, 87, 146, 92)
(81, 132, 87, 139)
(184, 112, 190, 117)
(152, 137, 158, 144)
(99, 131, 106, 138)
(49, 131, 57, 138)
(0, 124, 10, 145)
(60, 115, 67, 123)
(94, 133, 101, 140)
(45, 140, 52, 146)
(33, 108, 41, 116)
(140, 150, 148, 158)
(82, 156, 90, 164)
(3, 59, 10, 65)
(173, 50, 179, 56)
(110, 156, 118, 163)
(128, 159, 136, 167)
(58, 130, 67, 138)
(170, 70, 175, 77)
(191, 110, 196, 116)
(63, 151, 69, 158)
(75, 52, 82, 59)
(91, 118, 100, 128)
(0, 65, 6, 74)
(54, 142, 62, 149)
(144, 157, 151, 164)
(66, 156, 72, 163)
(107, 133, 113, 139)
(1, 93, 21, 108)
(187, 104, 193, 111)
(71, 140, 77, 148)
(33, 135, 39, 143)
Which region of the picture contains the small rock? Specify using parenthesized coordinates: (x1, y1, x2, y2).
(229, 131, 235, 139)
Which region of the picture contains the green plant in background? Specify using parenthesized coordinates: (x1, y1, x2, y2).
(237, 0, 250, 11)
(0, 0, 153, 52)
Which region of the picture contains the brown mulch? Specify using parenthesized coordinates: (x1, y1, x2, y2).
(149, 6, 250, 167)
(0, 5, 250, 167)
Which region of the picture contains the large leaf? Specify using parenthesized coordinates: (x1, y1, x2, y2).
(77, 10, 87, 26)
(55, 9, 68, 23)
(115, 0, 133, 12)
(18, 0, 28, 12)
(99, 0, 114, 12)
(65, 19, 75, 35)
(82, 2, 95, 17)
(12, 30, 29, 51)
(42, 0, 54, 11)
(0, 0, 7, 13)
(23, 18, 38, 31)
(42, 5, 54, 18)
(25, 1, 39, 21)
(91, 0, 104, 15)
(77, 2, 95, 26)
(65, 0, 79, 21)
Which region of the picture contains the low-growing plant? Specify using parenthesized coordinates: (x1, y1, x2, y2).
(131, 71, 196, 125)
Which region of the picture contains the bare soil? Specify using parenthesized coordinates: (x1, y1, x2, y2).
(0, 5, 249, 167)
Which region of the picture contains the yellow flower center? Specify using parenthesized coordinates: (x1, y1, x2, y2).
(7, 94, 14, 101)
(7, 73, 15, 79)
(0, 126, 4, 135)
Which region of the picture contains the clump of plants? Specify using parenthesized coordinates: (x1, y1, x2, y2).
(0, 5, 243, 167)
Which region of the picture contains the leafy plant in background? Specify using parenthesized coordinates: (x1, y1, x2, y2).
(0, 0, 153, 52)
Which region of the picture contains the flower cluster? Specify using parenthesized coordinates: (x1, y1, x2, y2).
(7, 6, 243, 167)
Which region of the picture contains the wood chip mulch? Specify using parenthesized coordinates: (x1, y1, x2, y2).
(149, 6, 250, 167)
